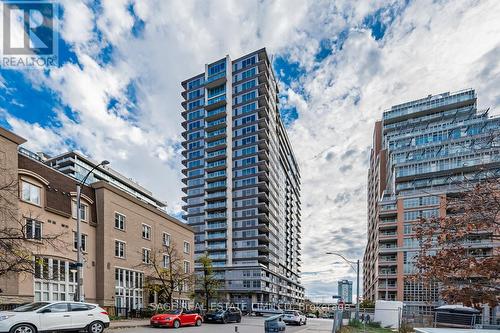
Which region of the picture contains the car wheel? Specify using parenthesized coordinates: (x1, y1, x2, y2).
(87, 321, 105, 333)
(222, 317, 227, 324)
(195, 319, 202, 326)
(173, 320, 180, 329)
(10, 324, 36, 333)
(236, 317, 241, 323)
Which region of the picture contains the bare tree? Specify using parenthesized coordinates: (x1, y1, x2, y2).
(140, 244, 194, 309)
(414, 179, 500, 307)
(0, 167, 67, 278)
(194, 252, 222, 311)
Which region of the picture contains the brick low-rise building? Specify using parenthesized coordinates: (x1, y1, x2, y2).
(0, 126, 195, 310)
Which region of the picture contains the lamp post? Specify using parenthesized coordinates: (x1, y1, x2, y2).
(75, 160, 109, 302)
(326, 252, 360, 321)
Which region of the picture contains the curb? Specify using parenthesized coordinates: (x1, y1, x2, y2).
(109, 323, 150, 330)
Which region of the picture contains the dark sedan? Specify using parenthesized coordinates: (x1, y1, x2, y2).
(204, 308, 242, 324)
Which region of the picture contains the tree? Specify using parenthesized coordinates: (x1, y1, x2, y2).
(141, 244, 194, 309)
(194, 253, 222, 311)
(414, 179, 500, 308)
(359, 299, 375, 309)
(0, 167, 66, 278)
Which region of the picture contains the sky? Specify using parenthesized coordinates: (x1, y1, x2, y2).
(1, 0, 500, 302)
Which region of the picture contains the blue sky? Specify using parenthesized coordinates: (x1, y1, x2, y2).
(1, 0, 500, 302)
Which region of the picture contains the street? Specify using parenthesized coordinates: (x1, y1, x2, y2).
(113, 317, 334, 333)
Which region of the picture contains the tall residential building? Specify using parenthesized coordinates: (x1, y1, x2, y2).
(338, 280, 353, 304)
(363, 89, 500, 312)
(0, 126, 195, 311)
(181, 48, 304, 306)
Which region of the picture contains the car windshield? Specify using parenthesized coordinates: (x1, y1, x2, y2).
(13, 302, 50, 312)
(164, 309, 182, 315)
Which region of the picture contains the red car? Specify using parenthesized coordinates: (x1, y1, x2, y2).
(150, 309, 203, 328)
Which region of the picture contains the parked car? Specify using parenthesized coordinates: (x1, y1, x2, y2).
(150, 309, 203, 328)
(0, 301, 110, 333)
(283, 310, 307, 325)
(306, 313, 317, 318)
(204, 308, 242, 323)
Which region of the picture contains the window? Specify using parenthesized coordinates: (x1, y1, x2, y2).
(163, 254, 170, 268)
(71, 201, 88, 222)
(21, 181, 41, 205)
(70, 303, 94, 311)
(163, 232, 171, 247)
(142, 224, 151, 240)
(115, 213, 126, 230)
(26, 219, 42, 240)
(45, 303, 69, 313)
(115, 268, 144, 310)
(115, 240, 126, 258)
(142, 248, 151, 264)
(183, 261, 190, 274)
(73, 232, 87, 252)
(183, 241, 190, 254)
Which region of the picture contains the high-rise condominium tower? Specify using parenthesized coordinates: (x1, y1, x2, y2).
(181, 48, 304, 306)
(363, 89, 500, 313)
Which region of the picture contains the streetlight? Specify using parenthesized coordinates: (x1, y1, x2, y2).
(325, 252, 360, 321)
(75, 160, 109, 302)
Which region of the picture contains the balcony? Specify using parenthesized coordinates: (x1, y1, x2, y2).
(206, 222, 227, 231)
(379, 232, 398, 240)
(206, 232, 227, 240)
(206, 138, 226, 151)
(206, 128, 226, 140)
(206, 201, 226, 210)
(206, 212, 227, 221)
(206, 95, 226, 110)
(206, 170, 226, 181)
(206, 180, 227, 191)
(205, 72, 226, 88)
(205, 106, 226, 121)
(205, 191, 226, 200)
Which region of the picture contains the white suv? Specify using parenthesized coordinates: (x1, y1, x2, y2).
(0, 302, 110, 333)
(283, 310, 307, 325)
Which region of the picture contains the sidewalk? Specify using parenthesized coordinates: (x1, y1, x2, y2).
(109, 319, 150, 330)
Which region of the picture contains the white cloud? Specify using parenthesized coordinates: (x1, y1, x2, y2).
(2, 0, 500, 302)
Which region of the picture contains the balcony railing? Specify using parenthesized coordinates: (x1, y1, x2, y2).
(206, 71, 226, 83)
(207, 95, 226, 105)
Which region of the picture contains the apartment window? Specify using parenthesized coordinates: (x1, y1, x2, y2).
(114, 213, 126, 230)
(163, 255, 170, 268)
(21, 181, 41, 205)
(163, 232, 171, 247)
(183, 241, 190, 254)
(71, 201, 88, 222)
(142, 224, 151, 240)
(142, 248, 151, 264)
(115, 240, 126, 258)
(26, 219, 42, 240)
(73, 232, 87, 252)
(183, 261, 190, 274)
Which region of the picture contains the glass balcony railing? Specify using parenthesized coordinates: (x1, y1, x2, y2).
(207, 232, 227, 239)
(206, 138, 226, 148)
(206, 71, 226, 83)
(207, 95, 226, 105)
(206, 170, 226, 179)
(206, 149, 226, 158)
(206, 160, 226, 168)
(206, 181, 226, 189)
(206, 106, 225, 117)
(206, 128, 226, 138)
(206, 191, 226, 199)
(206, 212, 226, 219)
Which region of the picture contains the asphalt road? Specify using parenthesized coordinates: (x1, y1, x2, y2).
(114, 317, 334, 333)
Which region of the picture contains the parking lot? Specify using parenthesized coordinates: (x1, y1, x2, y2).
(114, 317, 334, 333)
